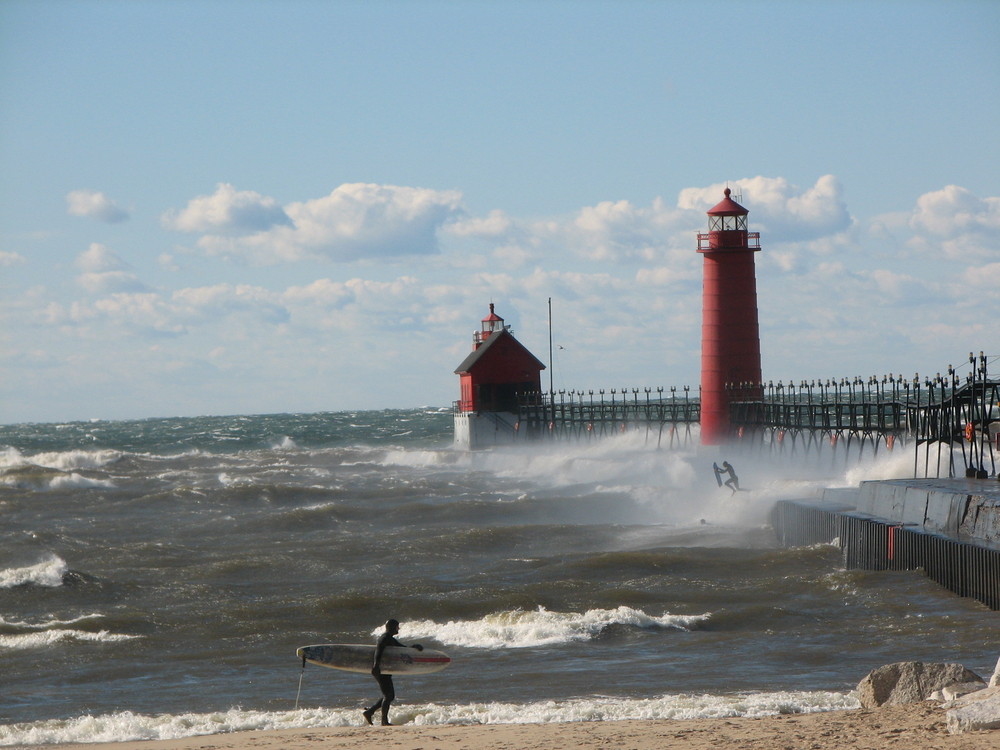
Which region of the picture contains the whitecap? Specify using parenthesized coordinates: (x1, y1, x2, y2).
(397, 606, 711, 649)
(0, 555, 68, 588)
(48, 472, 116, 490)
(0, 613, 105, 629)
(19, 449, 122, 471)
(0, 629, 140, 650)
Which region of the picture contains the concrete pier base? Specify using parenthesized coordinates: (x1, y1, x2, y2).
(772, 478, 1000, 610)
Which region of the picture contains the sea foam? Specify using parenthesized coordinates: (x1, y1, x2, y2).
(398, 606, 711, 649)
(0, 629, 141, 651)
(0, 555, 68, 588)
(0, 691, 859, 746)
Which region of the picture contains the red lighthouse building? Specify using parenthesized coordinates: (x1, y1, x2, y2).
(454, 304, 545, 449)
(697, 188, 763, 445)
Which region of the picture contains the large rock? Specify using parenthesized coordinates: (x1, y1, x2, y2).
(856, 662, 985, 708)
(947, 685, 1000, 733)
(990, 655, 1000, 688)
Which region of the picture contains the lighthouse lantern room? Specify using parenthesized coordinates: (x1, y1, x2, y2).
(454, 304, 545, 449)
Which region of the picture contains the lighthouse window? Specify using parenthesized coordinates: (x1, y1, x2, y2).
(709, 215, 747, 231)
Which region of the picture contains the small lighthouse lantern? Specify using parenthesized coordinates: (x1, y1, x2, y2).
(475, 303, 507, 347)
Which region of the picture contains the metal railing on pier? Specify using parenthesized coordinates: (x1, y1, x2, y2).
(510, 353, 997, 479)
(728, 353, 998, 478)
(516, 387, 699, 448)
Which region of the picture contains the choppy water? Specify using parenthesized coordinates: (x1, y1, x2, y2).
(1, 410, 996, 746)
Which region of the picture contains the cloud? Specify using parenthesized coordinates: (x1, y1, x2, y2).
(168, 183, 464, 264)
(162, 183, 292, 234)
(66, 190, 130, 223)
(958, 262, 1000, 295)
(0, 251, 26, 267)
(171, 283, 289, 325)
(76, 243, 127, 273)
(565, 196, 690, 262)
(908, 185, 1000, 260)
(447, 209, 513, 238)
(75, 243, 147, 294)
(678, 175, 852, 242)
(446, 195, 695, 265)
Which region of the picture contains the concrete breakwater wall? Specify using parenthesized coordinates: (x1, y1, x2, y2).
(771, 479, 1000, 610)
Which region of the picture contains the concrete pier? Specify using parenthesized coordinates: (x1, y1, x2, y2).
(772, 478, 1000, 609)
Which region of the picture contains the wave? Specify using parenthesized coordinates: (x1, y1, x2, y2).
(272, 435, 298, 450)
(398, 606, 711, 649)
(0, 628, 141, 651)
(0, 555, 68, 588)
(48, 472, 116, 489)
(0, 691, 859, 746)
(0, 447, 122, 472)
(0, 613, 105, 631)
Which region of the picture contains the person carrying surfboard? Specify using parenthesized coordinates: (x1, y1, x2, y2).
(363, 618, 423, 726)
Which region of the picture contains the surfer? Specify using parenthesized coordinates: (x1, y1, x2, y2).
(713, 461, 742, 494)
(363, 618, 423, 726)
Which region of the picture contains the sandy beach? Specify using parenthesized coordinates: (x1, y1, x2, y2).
(49, 703, 996, 750)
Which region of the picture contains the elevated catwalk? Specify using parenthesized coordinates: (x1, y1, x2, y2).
(772, 478, 1000, 609)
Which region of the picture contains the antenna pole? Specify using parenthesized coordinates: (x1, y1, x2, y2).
(548, 297, 554, 397)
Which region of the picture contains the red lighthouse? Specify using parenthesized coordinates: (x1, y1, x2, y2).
(453, 304, 545, 449)
(697, 188, 763, 445)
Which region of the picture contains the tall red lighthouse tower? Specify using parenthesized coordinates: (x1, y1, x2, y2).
(697, 188, 763, 445)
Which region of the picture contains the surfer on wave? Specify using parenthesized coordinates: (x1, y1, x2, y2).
(713, 461, 744, 494)
(363, 618, 423, 726)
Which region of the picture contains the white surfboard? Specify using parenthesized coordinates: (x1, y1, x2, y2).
(296, 643, 451, 675)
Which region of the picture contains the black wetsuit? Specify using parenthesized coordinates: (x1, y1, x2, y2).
(367, 631, 402, 724)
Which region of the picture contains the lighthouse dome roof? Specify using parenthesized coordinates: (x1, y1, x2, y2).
(707, 187, 748, 217)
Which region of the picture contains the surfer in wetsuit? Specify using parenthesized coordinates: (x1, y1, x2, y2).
(363, 618, 423, 726)
(713, 461, 742, 494)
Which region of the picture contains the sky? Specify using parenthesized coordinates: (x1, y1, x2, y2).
(1, 0, 998, 424)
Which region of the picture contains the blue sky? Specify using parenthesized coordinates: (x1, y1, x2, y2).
(1, 0, 998, 423)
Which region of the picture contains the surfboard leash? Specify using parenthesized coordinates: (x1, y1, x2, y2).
(294, 653, 307, 710)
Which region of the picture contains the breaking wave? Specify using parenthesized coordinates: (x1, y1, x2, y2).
(398, 606, 711, 649)
(0, 555, 68, 588)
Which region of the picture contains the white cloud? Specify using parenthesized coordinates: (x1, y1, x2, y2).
(447, 209, 513, 238)
(679, 175, 852, 242)
(0, 251, 26, 267)
(75, 243, 147, 294)
(565, 196, 689, 262)
(865, 269, 932, 304)
(86, 293, 184, 335)
(168, 183, 464, 264)
(171, 283, 289, 325)
(908, 185, 1000, 260)
(66, 190, 129, 223)
(76, 243, 127, 273)
(958, 262, 1000, 294)
(446, 195, 695, 265)
(77, 271, 148, 295)
(163, 183, 292, 234)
